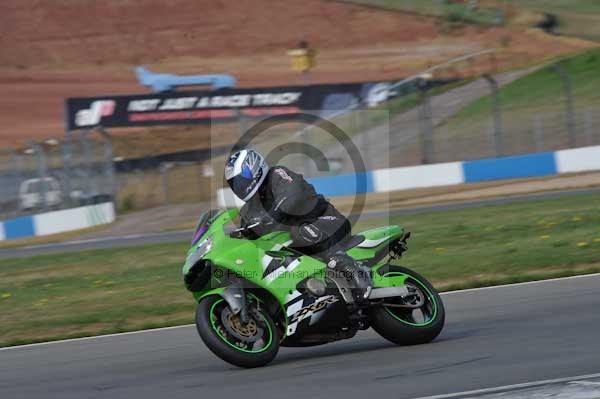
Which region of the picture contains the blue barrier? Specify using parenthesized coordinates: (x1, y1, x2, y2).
(4, 216, 35, 240)
(218, 146, 600, 207)
(310, 151, 563, 194)
(462, 152, 557, 183)
(309, 172, 374, 197)
(0, 203, 116, 242)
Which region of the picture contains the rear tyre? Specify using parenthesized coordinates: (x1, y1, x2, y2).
(371, 265, 444, 345)
(196, 295, 279, 368)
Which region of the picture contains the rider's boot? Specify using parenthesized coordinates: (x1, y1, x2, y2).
(327, 252, 372, 304)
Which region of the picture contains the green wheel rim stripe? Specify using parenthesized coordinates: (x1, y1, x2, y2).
(382, 272, 438, 327)
(209, 298, 273, 354)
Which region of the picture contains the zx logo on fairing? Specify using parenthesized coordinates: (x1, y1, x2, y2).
(75, 100, 116, 127)
(289, 295, 339, 324)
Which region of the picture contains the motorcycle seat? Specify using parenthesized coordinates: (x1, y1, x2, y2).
(342, 235, 365, 251)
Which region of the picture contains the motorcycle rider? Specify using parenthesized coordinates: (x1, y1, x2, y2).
(224, 149, 372, 302)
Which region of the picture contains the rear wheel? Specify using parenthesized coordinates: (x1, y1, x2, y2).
(371, 266, 444, 345)
(196, 295, 279, 368)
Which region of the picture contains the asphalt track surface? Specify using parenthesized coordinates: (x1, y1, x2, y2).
(2, 274, 600, 399)
(2, 187, 600, 259)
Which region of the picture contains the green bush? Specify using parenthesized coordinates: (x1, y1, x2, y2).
(120, 194, 136, 213)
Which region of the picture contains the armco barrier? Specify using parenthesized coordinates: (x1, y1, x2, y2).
(217, 145, 600, 207)
(0, 202, 115, 241)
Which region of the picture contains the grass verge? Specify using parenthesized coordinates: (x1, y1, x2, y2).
(503, 0, 600, 41)
(446, 48, 600, 125)
(0, 192, 599, 347)
(438, 48, 600, 150)
(345, 0, 600, 41)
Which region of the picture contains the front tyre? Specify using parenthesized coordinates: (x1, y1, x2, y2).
(196, 295, 279, 368)
(371, 265, 445, 345)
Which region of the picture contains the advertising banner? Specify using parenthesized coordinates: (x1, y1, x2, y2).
(65, 80, 452, 130)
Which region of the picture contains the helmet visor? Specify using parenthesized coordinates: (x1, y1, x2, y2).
(229, 167, 264, 201)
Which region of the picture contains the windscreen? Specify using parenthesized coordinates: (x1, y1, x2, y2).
(191, 209, 220, 246)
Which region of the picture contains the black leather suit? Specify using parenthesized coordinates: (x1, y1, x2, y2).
(240, 166, 351, 257)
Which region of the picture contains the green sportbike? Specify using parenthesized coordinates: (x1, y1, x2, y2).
(182, 209, 445, 368)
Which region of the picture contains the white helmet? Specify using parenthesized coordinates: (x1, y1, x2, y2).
(224, 149, 268, 201)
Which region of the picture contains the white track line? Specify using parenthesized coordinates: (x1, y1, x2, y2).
(0, 324, 194, 352)
(412, 372, 600, 399)
(570, 381, 600, 386)
(1, 272, 599, 352)
(440, 272, 600, 295)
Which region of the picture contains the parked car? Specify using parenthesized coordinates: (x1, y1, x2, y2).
(19, 177, 62, 211)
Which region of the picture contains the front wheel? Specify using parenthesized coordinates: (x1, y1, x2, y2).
(196, 295, 279, 368)
(371, 265, 445, 345)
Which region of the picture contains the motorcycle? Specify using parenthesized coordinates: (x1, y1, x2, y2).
(182, 209, 445, 368)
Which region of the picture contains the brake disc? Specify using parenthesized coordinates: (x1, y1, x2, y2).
(220, 306, 263, 343)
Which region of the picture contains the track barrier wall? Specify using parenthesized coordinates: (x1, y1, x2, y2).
(0, 202, 115, 241)
(6, 143, 595, 240)
(217, 145, 600, 207)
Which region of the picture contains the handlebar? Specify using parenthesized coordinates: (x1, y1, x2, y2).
(229, 219, 274, 239)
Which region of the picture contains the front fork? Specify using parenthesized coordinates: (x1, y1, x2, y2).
(221, 286, 250, 323)
(198, 285, 250, 323)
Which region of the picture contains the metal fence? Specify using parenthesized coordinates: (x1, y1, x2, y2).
(0, 128, 115, 220)
(297, 60, 600, 173)
(3, 56, 598, 218)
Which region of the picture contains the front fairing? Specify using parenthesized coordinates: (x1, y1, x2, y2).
(183, 209, 327, 311)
